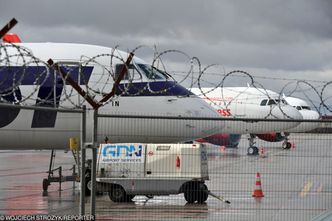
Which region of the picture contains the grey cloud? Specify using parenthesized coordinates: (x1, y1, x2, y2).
(1, 0, 332, 73)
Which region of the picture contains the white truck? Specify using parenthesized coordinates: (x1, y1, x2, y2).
(86, 143, 210, 203)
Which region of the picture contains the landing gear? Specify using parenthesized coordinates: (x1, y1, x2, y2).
(184, 182, 208, 203)
(247, 135, 259, 155)
(282, 133, 292, 149)
(247, 146, 259, 155)
(282, 141, 292, 149)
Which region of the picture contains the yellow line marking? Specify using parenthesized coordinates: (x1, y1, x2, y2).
(300, 181, 313, 197)
(317, 184, 323, 193)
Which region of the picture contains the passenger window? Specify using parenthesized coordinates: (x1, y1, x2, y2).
(115, 64, 142, 80)
(260, 99, 268, 106)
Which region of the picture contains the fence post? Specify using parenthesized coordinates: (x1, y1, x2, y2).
(79, 106, 86, 216)
(90, 109, 98, 216)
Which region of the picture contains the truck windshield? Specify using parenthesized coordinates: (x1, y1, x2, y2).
(137, 64, 169, 80)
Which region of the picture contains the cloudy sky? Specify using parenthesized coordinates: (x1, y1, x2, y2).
(1, 0, 332, 110)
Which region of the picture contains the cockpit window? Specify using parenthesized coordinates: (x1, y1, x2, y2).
(268, 99, 277, 105)
(294, 106, 311, 110)
(260, 99, 268, 106)
(261, 99, 288, 106)
(137, 64, 168, 80)
(276, 99, 287, 105)
(115, 64, 142, 80)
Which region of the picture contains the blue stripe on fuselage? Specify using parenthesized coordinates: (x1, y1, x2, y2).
(0, 66, 193, 97)
(0, 66, 193, 128)
(0, 66, 94, 128)
(0, 66, 94, 89)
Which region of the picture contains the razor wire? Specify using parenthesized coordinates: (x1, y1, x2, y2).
(0, 42, 331, 118)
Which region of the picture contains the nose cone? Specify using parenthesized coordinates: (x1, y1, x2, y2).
(271, 105, 303, 120)
(187, 96, 225, 137)
(169, 96, 224, 141)
(301, 109, 320, 120)
(270, 105, 303, 131)
(287, 109, 321, 132)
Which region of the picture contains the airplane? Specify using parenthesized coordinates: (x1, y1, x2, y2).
(0, 34, 224, 150)
(255, 96, 320, 149)
(190, 86, 303, 155)
(284, 96, 321, 132)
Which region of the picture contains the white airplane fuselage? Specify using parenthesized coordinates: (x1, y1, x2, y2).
(254, 96, 321, 148)
(191, 87, 303, 134)
(0, 43, 223, 149)
(284, 96, 320, 132)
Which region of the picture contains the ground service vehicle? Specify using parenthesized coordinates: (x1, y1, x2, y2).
(87, 143, 210, 203)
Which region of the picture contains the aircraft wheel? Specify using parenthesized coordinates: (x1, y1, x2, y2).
(282, 142, 292, 150)
(247, 146, 259, 155)
(109, 185, 127, 202)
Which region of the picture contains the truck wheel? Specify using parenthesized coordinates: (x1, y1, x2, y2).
(184, 182, 208, 203)
(85, 178, 91, 196)
(109, 186, 126, 202)
(85, 169, 91, 196)
(184, 190, 196, 203)
(184, 182, 200, 203)
(197, 184, 208, 203)
(125, 194, 135, 202)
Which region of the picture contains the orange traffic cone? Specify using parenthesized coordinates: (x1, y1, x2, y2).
(252, 172, 264, 197)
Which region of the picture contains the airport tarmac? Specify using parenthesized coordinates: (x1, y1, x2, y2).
(0, 133, 331, 220)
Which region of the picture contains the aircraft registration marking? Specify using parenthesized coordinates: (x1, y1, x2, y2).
(217, 109, 231, 117)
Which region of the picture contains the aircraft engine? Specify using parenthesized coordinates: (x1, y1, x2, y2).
(255, 132, 289, 142)
(196, 133, 241, 148)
